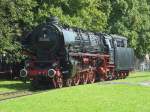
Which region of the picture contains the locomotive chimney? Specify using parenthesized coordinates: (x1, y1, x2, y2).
(47, 16, 59, 25)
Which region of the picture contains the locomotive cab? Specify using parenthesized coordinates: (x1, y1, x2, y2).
(111, 34, 127, 48)
(103, 34, 115, 64)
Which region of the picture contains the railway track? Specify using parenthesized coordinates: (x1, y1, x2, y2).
(0, 90, 50, 101)
(0, 91, 33, 101)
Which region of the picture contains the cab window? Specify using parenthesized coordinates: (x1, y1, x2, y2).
(116, 40, 126, 47)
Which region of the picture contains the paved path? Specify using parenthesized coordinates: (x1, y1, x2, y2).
(98, 81, 150, 87)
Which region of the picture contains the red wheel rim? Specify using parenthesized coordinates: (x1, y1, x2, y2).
(88, 72, 95, 83)
(83, 73, 88, 84)
(73, 76, 80, 86)
(66, 79, 72, 87)
(56, 77, 63, 88)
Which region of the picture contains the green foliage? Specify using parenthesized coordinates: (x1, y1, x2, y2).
(35, 0, 107, 31)
(108, 0, 150, 57)
(0, 0, 37, 62)
(0, 0, 150, 61)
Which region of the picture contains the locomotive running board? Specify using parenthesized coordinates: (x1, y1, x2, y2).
(69, 53, 109, 58)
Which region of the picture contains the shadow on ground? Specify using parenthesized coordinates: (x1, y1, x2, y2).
(0, 80, 31, 91)
(0, 79, 54, 91)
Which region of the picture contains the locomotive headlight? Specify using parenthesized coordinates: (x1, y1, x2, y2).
(48, 69, 56, 78)
(20, 69, 28, 78)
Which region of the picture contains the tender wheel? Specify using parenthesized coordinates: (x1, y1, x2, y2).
(117, 72, 121, 79)
(120, 72, 124, 79)
(123, 72, 126, 79)
(124, 72, 129, 78)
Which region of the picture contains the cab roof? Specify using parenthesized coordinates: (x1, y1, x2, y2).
(110, 34, 127, 40)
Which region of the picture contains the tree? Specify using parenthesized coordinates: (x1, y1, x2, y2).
(0, 0, 37, 62)
(107, 0, 150, 57)
(34, 0, 107, 31)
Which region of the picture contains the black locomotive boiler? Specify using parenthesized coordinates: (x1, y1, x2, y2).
(20, 17, 134, 88)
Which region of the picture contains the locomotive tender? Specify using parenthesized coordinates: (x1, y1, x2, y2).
(20, 17, 134, 88)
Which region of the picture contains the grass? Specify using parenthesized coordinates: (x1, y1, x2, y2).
(0, 72, 150, 112)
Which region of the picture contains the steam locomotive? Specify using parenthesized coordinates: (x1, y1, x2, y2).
(20, 17, 134, 88)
